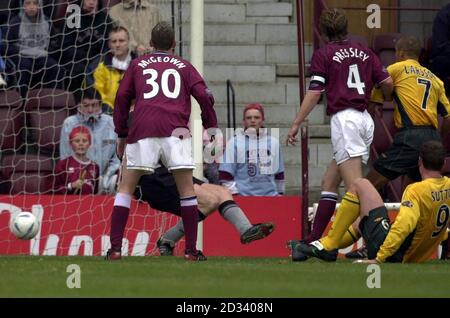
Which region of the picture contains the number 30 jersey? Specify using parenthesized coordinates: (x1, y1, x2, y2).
(309, 39, 390, 115)
(377, 177, 450, 263)
(114, 52, 217, 143)
(371, 59, 450, 129)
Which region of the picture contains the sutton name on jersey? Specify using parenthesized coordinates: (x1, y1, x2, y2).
(431, 188, 450, 202)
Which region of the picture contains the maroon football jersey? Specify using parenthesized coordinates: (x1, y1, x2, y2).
(54, 156, 99, 194)
(309, 39, 390, 115)
(114, 52, 217, 143)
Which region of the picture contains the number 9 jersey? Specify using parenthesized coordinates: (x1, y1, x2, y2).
(113, 52, 217, 143)
(308, 39, 390, 115)
(376, 177, 450, 263)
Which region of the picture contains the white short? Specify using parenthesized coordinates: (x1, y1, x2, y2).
(330, 108, 374, 165)
(126, 136, 195, 172)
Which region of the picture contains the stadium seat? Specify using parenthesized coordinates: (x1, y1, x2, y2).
(0, 89, 24, 152)
(372, 33, 403, 67)
(24, 88, 76, 157)
(0, 154, 54, 194)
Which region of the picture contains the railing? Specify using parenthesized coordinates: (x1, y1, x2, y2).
(295, 0, 309, 239)
(226, 79, 236, 130)
(171, 0, 183, 57)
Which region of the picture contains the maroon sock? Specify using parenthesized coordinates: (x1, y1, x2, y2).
(180, 196, 199, 253)
(305, 192, 337, 243)
(110, 206, 130, 251)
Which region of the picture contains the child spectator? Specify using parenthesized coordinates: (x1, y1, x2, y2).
(55, 125, 100, 194)
(60, 87, 120, 194)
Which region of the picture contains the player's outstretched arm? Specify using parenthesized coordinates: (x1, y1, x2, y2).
(286, 90, 321, 146)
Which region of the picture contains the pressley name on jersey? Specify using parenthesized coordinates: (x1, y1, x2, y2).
(332, 47, 370, 64)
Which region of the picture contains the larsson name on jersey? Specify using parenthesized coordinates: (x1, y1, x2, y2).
(332, 47, 370, 64)
(137, 56, 186, 69)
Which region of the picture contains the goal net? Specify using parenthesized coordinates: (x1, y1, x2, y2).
(0, 0, 191, 256)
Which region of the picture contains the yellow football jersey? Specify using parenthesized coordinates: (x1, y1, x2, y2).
(371, 59, 450, 129)
(377, 177, 450, 263)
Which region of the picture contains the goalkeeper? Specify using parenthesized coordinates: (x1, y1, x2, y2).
(106, 165, 275, 260)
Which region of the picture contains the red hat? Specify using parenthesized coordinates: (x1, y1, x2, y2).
(243, 103, 265, 120)
(69, 125, 92, 145)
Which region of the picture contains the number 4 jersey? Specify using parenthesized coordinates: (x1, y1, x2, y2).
(309, 39, 390, 115)
(114, 52, 217, 143)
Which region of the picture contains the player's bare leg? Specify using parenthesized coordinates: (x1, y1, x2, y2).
(197, 183, 275, 243)
(158, 183, 275, 255)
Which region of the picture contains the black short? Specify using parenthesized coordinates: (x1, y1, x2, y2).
(359, 206, 391, 259)
(373, 127, 440, 181)
(135, 168, 204, 217)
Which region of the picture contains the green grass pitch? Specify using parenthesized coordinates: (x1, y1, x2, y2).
(0, 256, 449, 297)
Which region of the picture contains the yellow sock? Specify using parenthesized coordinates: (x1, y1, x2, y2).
(337, 225, 361, 249)
(320, 192, 360, 250)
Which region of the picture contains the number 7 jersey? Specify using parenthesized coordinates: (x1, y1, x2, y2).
(371, 59, 450, 129)
(377, 177, 450, 263)
(114, 52, 217, 143)
(308, 39, 390, 115)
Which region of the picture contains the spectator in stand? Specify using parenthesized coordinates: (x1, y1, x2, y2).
(60, 0, 112, 96)
(2, 0, 64, 97)
(60, 87, 120, 194)
(286, 9, 392, 253)
(55, 125, 100, 194)
(428, 3, 450, 95)
(219, 104, 285, 196)
(109, 0, 161, 56)
(89, 26, 137, 114)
